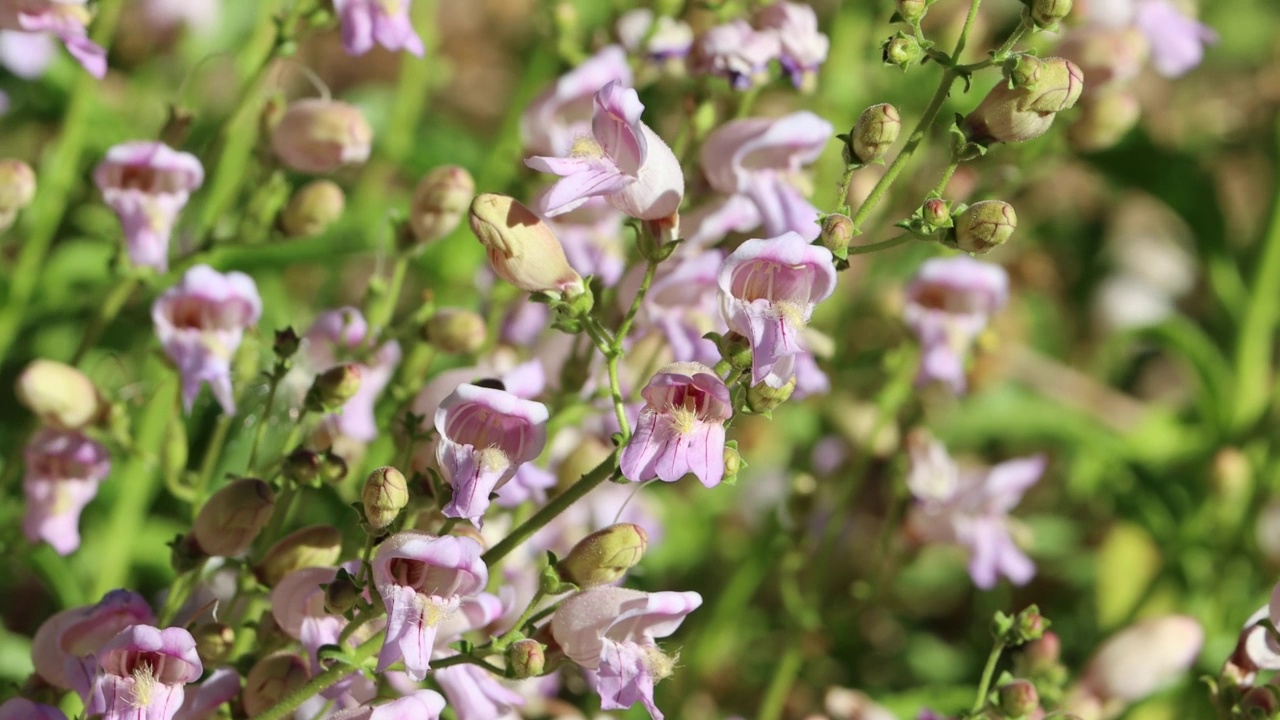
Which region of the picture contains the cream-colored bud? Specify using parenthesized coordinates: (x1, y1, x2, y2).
(469, 193, 585, 297)
(820, 213, 853, 257)
(557, 523, 649, 588)
(255, 525, 344, 587)
(362, 466, 410, 530)
(0, 159, 36, 213)
(1030, 0, 1073, 30)
(1022, 58, 1085, 114)
(508, 639, 546, 678)
(951, 200, 1017, 254)
(746, 376, 797, 414)
(193, 479, 276, 557)
(424, 308, 486, 354)
(304, 363, 362, 413)
(410, 166, 475, 244)
(270, 99, 373, 174)
(15, 359, 104, 430)
(243, 653, 310, 717)
(849, 104, 901, 164)
(280, 180, 345, 237)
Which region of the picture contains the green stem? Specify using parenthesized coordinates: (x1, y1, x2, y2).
(483, 452, 619, 566)
(846, 234, 913, 256)
(429, 653, 505, 673)
(495, 588, 547, 647)
(157, 568, 200, 626)
(247, 369, 284, 471)
(251, 630, 385, 720)
(972, 640, 1007, 714)
(758, 640, 803, 720)
(932, 161, 960, 196)
(367, 253, 410, 333)
(71, 275, 141, 366)
(193, 415, 234, 508)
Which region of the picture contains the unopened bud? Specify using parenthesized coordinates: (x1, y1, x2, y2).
(282, 448, 322, 487)
(424, 308, 486, 354)
(193, 622, 235, 665)
(273, 327, 301, 359)
(243, 652, 310, 717)
(849, 103, 901, 164)
(896, 0, 927, 23)
(508, 639, 546, 679)
(1011, 605, 1048, 645)
(193, 478, 276, 557)
(408, 165, 475, 245)
(0, 158, 36, 215)
(362, 466, 410, 530)
(255, 525, 344, 587)
(723, 444, 743, 485)
(324, 568, 361, 615)
(1024, 631, 1061, 669)
(950, 200, 1017, 254)
(963, 58, 1082, 145)
(1030, 0, 1073, 30)
(1068, 90, 1140, 152)
(319, 449, 349, 485)
(15, 359, 104, 430)
(1080, 615, 1203, 703)
(921, 198, 950, 229)
(882, 32, 922, 70)
(820, 213, 853, 257)
(557, 437, 614, 489)
(1021, 58, 1084, 114)
(469, 193, 585, 298)
(557, 523, 649, 588)
(1005, 54, 1045, 89)
(998, 679, 1040, 718)
(270, 99, 373, 174)
(746, 376, 797, 414)
(305, 363, 362, 413)
(280, 179, 345, 237)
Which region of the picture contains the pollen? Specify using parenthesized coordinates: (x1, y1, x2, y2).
(127, 664, 159, 709)
(772, 300, 808, 329)
(668, 406, 700, 435)
(569, 136, 604, 159)
(478, 446, 511, 474)
(419, 598, 457, 628)
(644, 646, 679, 682)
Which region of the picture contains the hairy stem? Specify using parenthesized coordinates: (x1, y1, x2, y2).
(972, 640, 1007, 714)
(250, 630, 385, 720)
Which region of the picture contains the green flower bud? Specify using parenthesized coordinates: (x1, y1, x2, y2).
(849, 103, 901, 164)
(193, 622, 235, 666)
(424, 308, 487, 354)
(1004, 54, 1045, 90)
(964, 58, 1082, 145)
(15, 359, 105, 430)
(820, 213, 853, 258)
(273, 327, 301, 360)
(409, 165, 475, 245)
(243, 652, 310, 717)
(1029, 0, 1073, 30)
(882, 32, 923, 70)
(998, 679, 1040, 718)
(362, 466, 410, 530)
(280, 179, 345, 237)
(305, 363, 362, 413)
(324, 568, 361, 615)
(723, 443, 743, 485)
(282, 448, 322, 488)
(896, 0, 928, 23)
(470, 193, 585, 298)
(950, 200, 1017, 254)
(255, 525, 344, 587)
(557, 523, 649, 588)
(921, 198, 950, 230)
(193, 478, 276, 557)
(319, 449, 349, 485)
(746, 376, 797, 415)
(507, 639, 546, 679)
(1021, 58, 1084, 114)
(1068, 90, 1140, 152)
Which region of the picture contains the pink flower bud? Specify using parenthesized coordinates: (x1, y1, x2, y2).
(821, 213, 854, 256)
(409, 165, 474, 244)
(305, 362, 364, 413)
(963, 58, 1084, 145)
(469, 193, 585, 298)
(16, 359, 104, 430)
(998, 678, 1040, 717)
(192, 478, 276, 557)
(270, 99, 373, 174)
(507, 638, 546, 679)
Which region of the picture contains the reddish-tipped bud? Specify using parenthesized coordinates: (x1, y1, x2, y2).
(255, 525, 344, 587)
(508, 639, 546, 679)
(243, 652, 310, 717)
(469, 193, 585, 298)
(1024, 631, 1062, 669)
(305, 363, 362, 413)
(270, 99, 372, 174)
(950, 200, 1017, 254)
(424, 308, 486, 354)
(998, 679, 1040, 718)
(848, 104, 901, 165)
(16, 359, 105, 430)
(280, 180, 345, 237)
(361, 466, 410, 530)
(922, 198, 951, 229)
(820, 213, 854, 257)
(557, 523, 649, 588)
(409, 165, 475, 245)
(193, 479, 276, 557)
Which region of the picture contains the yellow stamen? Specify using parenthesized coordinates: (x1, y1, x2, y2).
(128, 664, 159, 709)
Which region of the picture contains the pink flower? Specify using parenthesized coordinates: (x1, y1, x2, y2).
(621, 362, 732, 487)
(32, 590, 155, 697)
(435, 384, 549, 525)
(630, 249, 726, 365)
(521, 45, 633, 157)
(304, 307, 402, 442)
(23, 428, 109, 555)
(0, 699, 66, 720)
(328, 691, 448, 720)
(1133, 0, 1216, 77)
(717, 232, 837, 388)
(691, 19, 780, 90)
(372, 532, 488, 681)
(616, 9, 693, 62)
(173, 668, 240, 720)
(435, 664, 526, 720)
(694, 112, 832, 245)
(0, 30, 57, 79)
(527, 81, 683, 222)
(94, 142, 204, 272)
(0, 0, 106, 77)
(536, 194, 628, 287)
(333, 0, 424, 57)
(551, 587, 702, 720)
(152, 265, 262, 415)
(271, 566, 355, 673)
(902, 256, 1008, 394)
(753, 2, 828, 89)
(905, 434, 1044, 589)
(86, 625, 203, 720)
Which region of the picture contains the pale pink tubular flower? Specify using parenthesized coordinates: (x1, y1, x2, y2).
(327, 690, 447, 720)
(621, 362, 732, 487)
(1133, 0, 1216, 78)
(0, 698, 67, 720)
(521, 45, 633, 157)
(372, 532, 488, 681)
(905, 434, 1044, 590)
(86, 624, 203, 720)
(551, 587, 702, 720)
(527, 81, 683, 223)
(172, 668, 241, 720)
(696, 112, 832, 243)
(433, 595, 525, 720)
(0, 0, 105, 77)
(690, 19, 780, 90)
(94, 141, 204, 272)
(632, 249, 726, 365)
(152, 265, 262, 415)
(304, 307, 402, 442)
(435, 384, 549, 526)
(1068, 615, 1202, 717)
(32, 590, 155, 697)
(23, 428, 109, 555)
(754, 2, 829, 89)
(333, 0, 424, 57)
(717, 232, 837, 388)
(271, 566, 353, 672)
(616, 9, 693, 62)
(902, 256, 1008, 395)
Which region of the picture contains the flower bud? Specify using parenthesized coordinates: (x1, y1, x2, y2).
(556, 437, 614, 489)
(324, 568, 361, 615)
(469, 193, 585, 298)
(270, 99, 373, 174)
(243, 652, 310, 717)
(746, 375, 797, 415)
(849, 103, 901, 164)
(820, 213, 853, 258)
(273, 327, 301, 360)
(305, 363, 362, 413)
(15, 359, 104, 430)
(362, 466, 410, 530)
(896, 0, 927, 23)
(409, 165, 475, 245)
(1079, 615, 1203, 704)
(193, 478, 276, 557)
(1021, 58, 1085, 114)
(508, 639, 546, 679)
(557, 523, 649, 588)
(1005, 55, 1045, 89)
(882, 32, 923, 69)
(255, 525, 344, 587)
(0, 158, 36, 215)
(921, 198, 950, 229)
(424, 308, 486, 354)
(998, 679, 1040, 718)
(1030, 0, 1073, 30)
(723, 444, 743, 485)
(282, 448, 322, 487)
(963, 58, 1082, 145)
(1024, 631, 1062, 670)
(1068, 90, 1140, 152)
(950, 200, 1017, 254)
(319, 449, 349, 485)
(280, 179, 345, 237)
(193, 622, 235, 666)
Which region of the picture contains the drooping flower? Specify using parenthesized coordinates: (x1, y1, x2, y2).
(717, 232, 837, 388)
(621, 362, 732, 487)
(521, 45, 633, 157)
(173, 668, 241, 720)
(631, 249, 726, 365)
(32, 590, 155, 697)
(0, 698, 67, 720)
(536, 194, 628, 287)
(0, 0, 106, 77)
(527, 81, 683, 223)
(691, 112, 832, 246)
(23, 428, 110, 555)
(332, 0, 424, 57)
(86, 625, 203, 720)
(327, 690, 448, 720)
(690, 19, 781, 90)
(153, 265, 262, 415)
(303, 307, 402, 443)
(94, 141, 204, 272)
(372, 532, 488, 681)
(902, 256, 1008, 395)
(905, 433, 1045, 589)
(435, 384, 549, 526)
(753, 1, 829, 90)
(551, 587, 702, 720)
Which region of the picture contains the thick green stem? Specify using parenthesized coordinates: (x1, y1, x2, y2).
(250, 630, 385, 720)
(72, 275, 141, 366)
(846, 234, 913, 256)
(972, 640, 1007, 714)
(758, 641, 803, 720)
(193, 415, 234, 508)
(247, 369, 284, 471)
(367, 254, 410, 333)
(1232, 117, 1280, 431)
